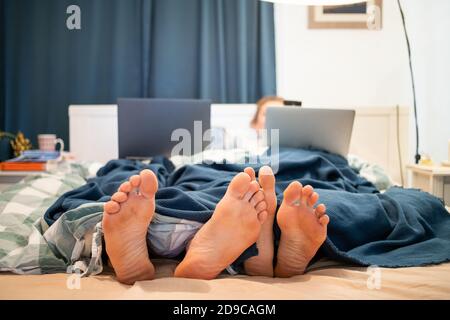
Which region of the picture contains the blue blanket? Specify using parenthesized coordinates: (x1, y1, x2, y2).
(44, 148, 450, 268)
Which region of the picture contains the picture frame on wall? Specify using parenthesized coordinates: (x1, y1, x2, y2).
(308, 0, 382, 30)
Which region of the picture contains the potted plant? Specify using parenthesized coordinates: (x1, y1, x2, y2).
(0, 131, 33, 160)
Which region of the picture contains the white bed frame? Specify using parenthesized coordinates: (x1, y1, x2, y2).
(69, 104, 409, 183)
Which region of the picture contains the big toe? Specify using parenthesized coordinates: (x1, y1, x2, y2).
(227, 172, 252, 199)
(283, 181, 302, 205)
(258, 166, 275, 191)
(139, 169, 158, 198)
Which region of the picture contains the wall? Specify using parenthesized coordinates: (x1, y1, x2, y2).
(274, 0, 450, 163)
(404, 0, 450, 164)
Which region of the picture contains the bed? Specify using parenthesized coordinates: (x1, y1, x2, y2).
(1, 105, 450, 300)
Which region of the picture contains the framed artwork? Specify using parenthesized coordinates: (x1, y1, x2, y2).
(308, 0, 382, 30)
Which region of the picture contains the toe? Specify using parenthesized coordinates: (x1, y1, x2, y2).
(243, 181, 260, 202)
(226, 172, 252, 199)
(319, 214, 330, 226)
(255, 201, 267, 213)
(244, 167, 256, 181)
(119, 181, 132, 193)
(258, 166, 275, 191)
(111, 192, 128, 203)
(257, 210, 268, 224)
(250, 190, 265, 207)
(129, 175, 141, 188)
(104, 201, 120, 214)
(308, 192, 319, 207)
(139, 169, 158, 198)
(301, 185, 313, 205)
(315, 204, 326, 218)
(283, 181, 302, 205)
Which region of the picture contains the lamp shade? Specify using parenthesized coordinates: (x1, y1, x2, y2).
(261, 0, 366, 5)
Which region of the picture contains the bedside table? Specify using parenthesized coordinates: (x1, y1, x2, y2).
(406, 164, 450, 206)
(0, 171, 43, 192)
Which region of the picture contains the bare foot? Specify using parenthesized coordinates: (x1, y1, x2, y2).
(244, 166, 277, 277)
(102, 169, 158, 284)
(275, 182, 329, 278)
(174, 172, 268, 280)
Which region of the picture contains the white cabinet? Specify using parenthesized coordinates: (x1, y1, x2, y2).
(407, 164, 450, 206)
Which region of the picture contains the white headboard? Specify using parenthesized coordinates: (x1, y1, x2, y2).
(69, 104, 409, 183)
(348, 106, 409, 184)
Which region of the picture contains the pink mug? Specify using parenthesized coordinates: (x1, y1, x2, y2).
(38, 134, 64, 152)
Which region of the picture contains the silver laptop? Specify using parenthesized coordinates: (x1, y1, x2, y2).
(265, 107, 355, 157)
(118, 98, 211, 159)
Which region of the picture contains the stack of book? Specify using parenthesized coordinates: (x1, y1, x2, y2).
(0, 150, 60, 171)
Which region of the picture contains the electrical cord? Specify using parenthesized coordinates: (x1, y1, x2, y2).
(397, 0, 421, 164)
(396, 104, 404, 186)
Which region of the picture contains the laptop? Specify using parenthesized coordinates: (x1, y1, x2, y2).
(265, 107, 355, 157)
(118, 98, 211, 159)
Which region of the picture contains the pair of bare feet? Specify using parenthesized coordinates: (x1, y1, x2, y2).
(102, 167, 329, 285)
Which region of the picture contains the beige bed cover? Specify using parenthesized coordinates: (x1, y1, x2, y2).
(1, 259, 449, 300)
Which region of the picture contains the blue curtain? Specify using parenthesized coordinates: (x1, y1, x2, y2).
(0, 0, 276, 159)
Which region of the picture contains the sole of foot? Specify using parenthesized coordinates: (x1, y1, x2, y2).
(174, 171, 268, 280)
(243, 166, 277, 277)
(102, 169, 158, 285)
(275, 181, 329, 278)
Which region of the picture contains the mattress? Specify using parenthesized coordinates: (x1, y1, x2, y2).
(1, 259, 449, 300)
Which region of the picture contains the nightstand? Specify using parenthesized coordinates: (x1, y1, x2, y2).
(406, 164, 450, 206)
(0, 171, 43, 192)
